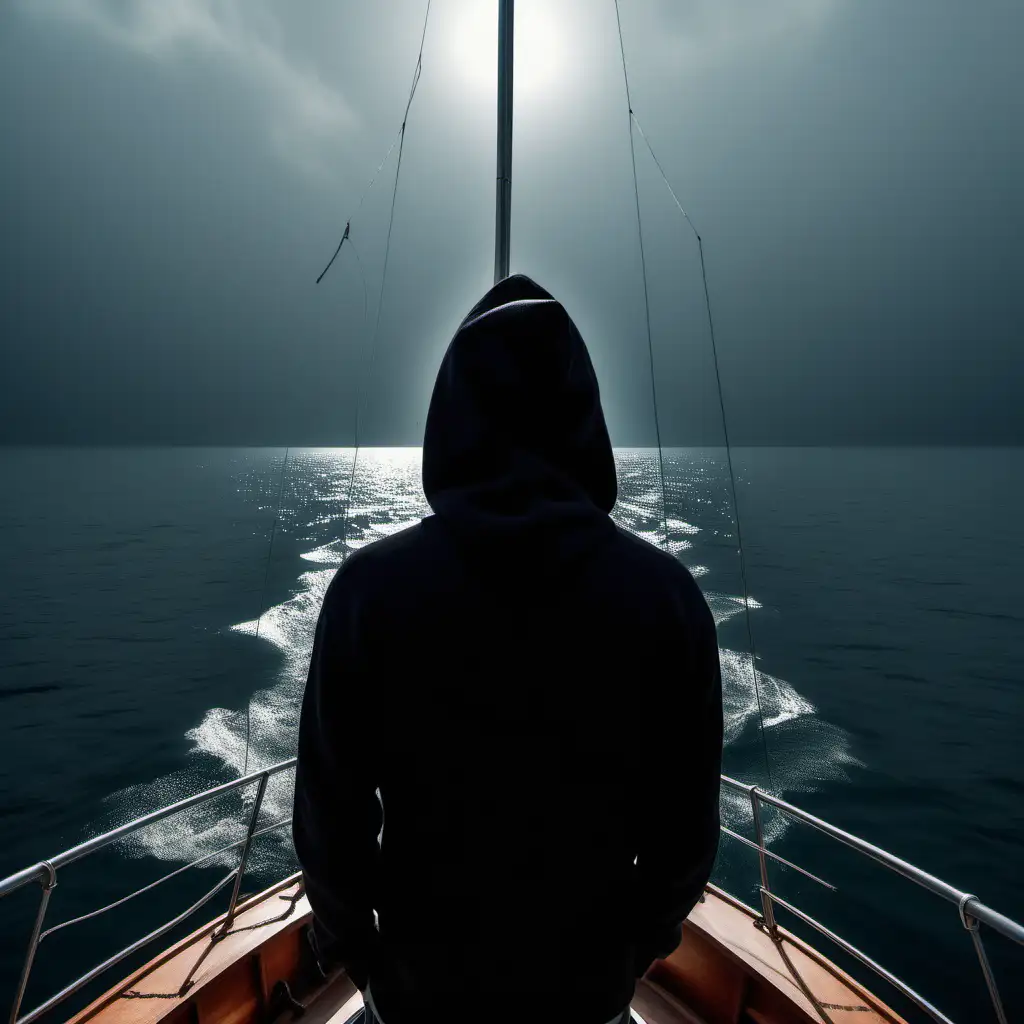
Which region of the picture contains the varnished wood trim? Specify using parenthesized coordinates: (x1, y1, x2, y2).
(66, 876, 308, 1024)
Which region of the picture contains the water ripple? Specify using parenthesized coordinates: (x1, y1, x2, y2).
(112, 448, 856, 870)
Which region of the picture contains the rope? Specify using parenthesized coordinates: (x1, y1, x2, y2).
(315, 133, 400, 284)
(347, 236, 369, 327)
(120, 889, 306, 1001)
(243, 446, 290, 778)
(315, 0, 432, 286)
(332, 0, 432, 560)
(629, 114, 700, 238)
(611, 5, 775, 791)
(313, 3, 433, 559)
(612, 0, 669, 551)
(698, 235, 775, 791)
(218, 889, 304, 937)
(316, 130, 402, 284)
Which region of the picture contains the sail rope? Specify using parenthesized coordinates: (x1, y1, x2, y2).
(318, 0, 433, 565)
(611, 1, 775, 791)
(120, 889, 306, 1000)
(239, 2, 434, 782)
(316, 0, 431, 286)
(612, 0, 669, 552)
(316, 133, 401, 285)
(346, 235, 369, 327)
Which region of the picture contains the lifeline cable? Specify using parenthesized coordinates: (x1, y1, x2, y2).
(612, 1, 775, 791)
(613, 0, 670, 552)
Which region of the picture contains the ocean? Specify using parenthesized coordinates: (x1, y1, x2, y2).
(0, 446, 1021, 1020)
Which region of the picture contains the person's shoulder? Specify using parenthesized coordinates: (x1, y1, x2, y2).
(322, 518, 443, 603)
(349, 520, 431, 566)
(606, 525, 711, 610)
(608, 524, 692, 579)
(335, 521, 429, 577)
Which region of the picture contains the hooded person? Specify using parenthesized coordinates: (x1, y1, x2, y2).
(292, 275, 723, 1024)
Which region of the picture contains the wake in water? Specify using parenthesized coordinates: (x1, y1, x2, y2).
(111, 448, 857, 872)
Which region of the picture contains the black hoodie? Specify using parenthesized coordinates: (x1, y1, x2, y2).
(292, 275, 722, 1024)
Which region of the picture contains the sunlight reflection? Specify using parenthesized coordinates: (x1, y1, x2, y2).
(111, 447, 858, 874)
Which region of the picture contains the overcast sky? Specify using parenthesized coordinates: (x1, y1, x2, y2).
(1, 0, 1021, 445)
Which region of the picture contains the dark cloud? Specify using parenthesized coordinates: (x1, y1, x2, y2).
(1, 0, 1021, 445)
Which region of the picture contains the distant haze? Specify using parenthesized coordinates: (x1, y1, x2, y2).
(1, 0, 1021, 445)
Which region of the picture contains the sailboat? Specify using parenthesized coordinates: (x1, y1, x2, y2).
(1, 4, 1021, 1024)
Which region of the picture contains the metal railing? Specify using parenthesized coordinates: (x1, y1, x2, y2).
(0, 757, 298, 1024)
(1, 766, 1021, 1024)
(720, 775, 1024, 1024)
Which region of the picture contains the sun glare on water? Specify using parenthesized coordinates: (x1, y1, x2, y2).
(446, 1, 566, 100)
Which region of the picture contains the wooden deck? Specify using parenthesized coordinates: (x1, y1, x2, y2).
(650, 886, 908, 1024)
(66, 876, 325, 1024)
(66, 879, 906, 1024)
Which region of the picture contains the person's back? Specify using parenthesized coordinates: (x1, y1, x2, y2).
(293, 275, 723, 1024)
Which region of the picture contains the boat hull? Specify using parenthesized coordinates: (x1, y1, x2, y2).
(66, 878, 906, 1024)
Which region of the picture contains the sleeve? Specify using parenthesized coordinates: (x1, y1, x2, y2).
(632, 593, 723, 978)
(292, 567, 383, 990)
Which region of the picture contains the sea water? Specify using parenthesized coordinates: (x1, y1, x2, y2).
(0, 446, 1020, 1018)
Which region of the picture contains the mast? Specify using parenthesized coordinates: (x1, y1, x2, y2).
(494, 0, 513, 284)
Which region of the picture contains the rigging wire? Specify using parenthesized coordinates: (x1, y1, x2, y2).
(319, 0, 433, 557)
(243, 446, 290, 778)
(316, 129, 402, 284)
(315, 0, 432, 287)
(612, 1, 775, 792)
(239, 7, 426, 785)
(240, 197, 370, 786)
(346, 236, 369, 327)
(629, 114, 701, 238)
(613, 0, 670, 553)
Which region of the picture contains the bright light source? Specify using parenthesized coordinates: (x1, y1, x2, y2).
(445, 1, 565, 100)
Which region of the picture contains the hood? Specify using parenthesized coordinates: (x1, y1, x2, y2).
(423, 274, 617, 564)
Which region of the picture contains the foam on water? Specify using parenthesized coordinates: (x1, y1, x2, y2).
(110, 448, 857, 871)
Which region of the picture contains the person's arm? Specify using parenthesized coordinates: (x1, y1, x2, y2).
(292, 566, 382, 990)
(633, 593, 723, 977)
